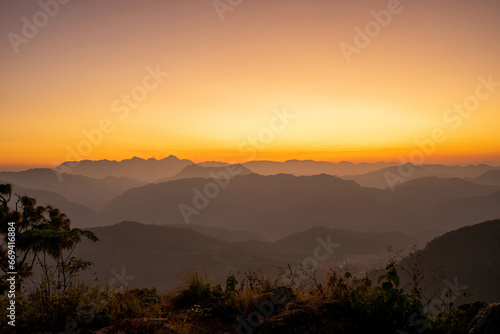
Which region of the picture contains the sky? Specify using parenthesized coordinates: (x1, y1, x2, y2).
(1, 0, 500, 170)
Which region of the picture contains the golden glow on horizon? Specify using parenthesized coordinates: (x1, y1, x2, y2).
(1, 0, 499, 169)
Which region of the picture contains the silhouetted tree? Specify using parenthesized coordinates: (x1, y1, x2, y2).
(0, 183, 98, 296)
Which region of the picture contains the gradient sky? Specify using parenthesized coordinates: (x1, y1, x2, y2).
(1, 0, 499, 170)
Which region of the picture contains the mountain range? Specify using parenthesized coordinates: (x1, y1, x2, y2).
(74, 220, 423, 289)
(72, 218, 500, 304)
(2, 157, 499, 305)
(2, 158, 500, 238)
(56, 156, 193, 183)
(101, 173, 500, 239)
(0, 168, 143, 211)
(344, 163, 500, 189)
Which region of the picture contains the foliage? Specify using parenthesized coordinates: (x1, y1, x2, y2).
(0, 184, 98, 296)
(172, 272, 212, 308)
(0, 263, 476, 333)
(225, 274, 238, 293)
(350, 262, 426, 333)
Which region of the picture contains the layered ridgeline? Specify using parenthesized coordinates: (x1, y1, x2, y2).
(0, 168, 147, 227)
(101, 173, 500, 239)
(73, 219, 500, 304)
(343, 163, 500, 189)
(156, 163, 254, 183)
(73, 221, 424, 289)
(2, 160, 500, 239)
(55, 156, 400, 182)
(55, 156, 194, 183)
(0, 168, 145, 211)
(242, 160, 398, 176)
(467, 169, 500, 186)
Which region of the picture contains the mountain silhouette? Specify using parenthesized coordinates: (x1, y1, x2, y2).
(74, 221, 289, 289)
(243, 160, 397, 176)
(74, 221, 431, 289)
(156, 163, 253, 183)
(397, 219, 500, 303)
(394, 176, 500, 200)
(468, 169, 500, 186)
(100, 173, 500, 239)
(0, 168, 140, 210)
(344, 164, 499, 188)
(56, 155, 193, 182)
(8, 184, 102, 227)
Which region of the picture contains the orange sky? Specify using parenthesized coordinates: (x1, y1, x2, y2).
(1, 0, 499, 170)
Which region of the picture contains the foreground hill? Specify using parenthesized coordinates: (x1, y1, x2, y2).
(75, 221, 291, 289)
(397, 219, 500, 303)
(74, 221, 430, 289)
(101, 173, 500, 239)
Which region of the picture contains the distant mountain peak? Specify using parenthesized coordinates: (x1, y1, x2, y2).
(156, 163, 253, 183)
(285, 159, 313, 162)
(54, 155, 194, 182)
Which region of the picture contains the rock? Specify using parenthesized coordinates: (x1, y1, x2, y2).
(458, 301, 487, 325)
(468, 303, 500, 334)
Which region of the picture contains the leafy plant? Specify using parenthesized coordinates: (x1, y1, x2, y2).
(0, 184, 98, 296)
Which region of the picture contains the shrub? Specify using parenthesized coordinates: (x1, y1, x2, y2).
(172, 272, 211, 308)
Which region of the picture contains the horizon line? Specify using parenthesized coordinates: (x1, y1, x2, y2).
(1, 155, 500, 173)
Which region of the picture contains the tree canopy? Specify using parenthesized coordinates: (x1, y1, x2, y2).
(0, 183, 98, 296)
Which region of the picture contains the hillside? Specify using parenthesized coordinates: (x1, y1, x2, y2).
(0, 169, 138, 210)
(468, 169, 500, 186)
(397, 219, 500, 303)
(101, 173, 384, 238)
(394, 177, 500, 200)
(8, 185, 103, 228)
(100, 174, 500, 239)
(72, 221, 433, 290)
(74, 221, 291, 289)
(277, 226, 420, 255)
